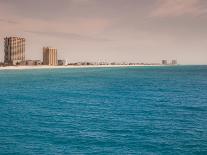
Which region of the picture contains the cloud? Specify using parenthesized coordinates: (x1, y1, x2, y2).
(25, 30, 111, 42)
(71, 0, 91, 3)
(151, 0, 207, 17)
(0, 18, 18, 24)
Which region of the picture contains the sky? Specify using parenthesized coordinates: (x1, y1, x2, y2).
(0, 0, 207, 64)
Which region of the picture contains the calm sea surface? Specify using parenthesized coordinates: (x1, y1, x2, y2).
(0, 66, 207, 155)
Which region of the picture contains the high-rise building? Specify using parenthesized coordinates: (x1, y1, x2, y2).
(171, 60, 177, 65)
(4, 37, 25, 65)
(43, 47, 57, 66)
(162, 60, 168, 65)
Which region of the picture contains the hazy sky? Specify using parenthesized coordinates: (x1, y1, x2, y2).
(0, 0, 207, 64)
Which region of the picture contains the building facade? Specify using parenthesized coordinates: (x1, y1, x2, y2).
(4, 37, 25, 65)
(20, 60, 42, 66)
(58, 60, 66, 66)
(162, 60, 168, 65)
(171, 60, 177, 65)
(43, 47, 57, 66)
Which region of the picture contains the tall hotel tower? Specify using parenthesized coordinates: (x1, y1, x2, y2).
(4, 37, 25, 65)
(43, 47, 57, 66)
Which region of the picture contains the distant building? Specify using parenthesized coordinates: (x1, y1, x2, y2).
(34, 60, 42, 65)
(0, 62, 4, 66)
(58, 60, 66, 66)
(26, 60, 34, 66)
(162, 60, 168, 65)
(27, 60, 41, 65)
(19, 60, 42, 66)
(171, 60, 177, 65)
(4, 37, 25, 65)
(43, 47, 57, 66)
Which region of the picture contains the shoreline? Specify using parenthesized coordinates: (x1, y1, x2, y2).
(0, 65, 163, 70)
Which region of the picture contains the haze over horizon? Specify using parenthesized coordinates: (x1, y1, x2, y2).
(0, 0, 207, 64)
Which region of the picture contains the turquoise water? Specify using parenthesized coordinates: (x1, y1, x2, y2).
(0, 66, 207, 154)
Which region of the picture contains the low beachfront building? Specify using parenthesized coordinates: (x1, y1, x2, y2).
(171, 60, 178, 65)
(19, 60, 42, 66)
(58, 60, 66, 66)
(162, 60, 168, 65)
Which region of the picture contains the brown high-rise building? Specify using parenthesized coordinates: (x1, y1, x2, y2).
(43, 47, 57, 66)
(4, 37, 25, 65)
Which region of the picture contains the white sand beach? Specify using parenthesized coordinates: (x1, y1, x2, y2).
(0, 65, 162, 70)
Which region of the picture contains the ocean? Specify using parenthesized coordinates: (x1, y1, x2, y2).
(0, 66, 207, 154)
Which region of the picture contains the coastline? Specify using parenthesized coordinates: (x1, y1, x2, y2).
(0, 65, 162, 70)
